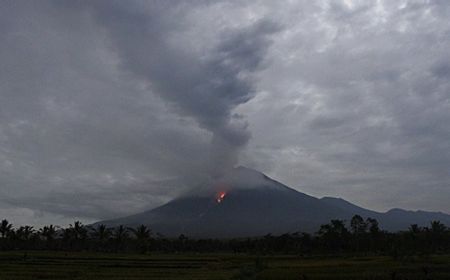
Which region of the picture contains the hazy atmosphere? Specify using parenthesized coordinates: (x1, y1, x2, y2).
(1, 0, 450, 226)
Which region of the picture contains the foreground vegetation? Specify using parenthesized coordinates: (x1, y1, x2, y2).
(1, 216, 449, 279)
(0, 251, 449, 279)
(1, 216, 449, 256)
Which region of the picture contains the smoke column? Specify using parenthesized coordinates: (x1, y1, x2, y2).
(83, 1, 278, 176)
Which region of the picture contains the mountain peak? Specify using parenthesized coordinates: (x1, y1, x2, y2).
(208, 166, 275, 191)
(96, 167, 450, 237)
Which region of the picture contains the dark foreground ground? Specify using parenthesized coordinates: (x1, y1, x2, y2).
(0, 251, 449, 280)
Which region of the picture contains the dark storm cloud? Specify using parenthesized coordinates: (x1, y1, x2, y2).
(0, 0, 279, 224)
(1, 0, 450, 226)
(241, 0, 450, 213)
(85, 1, 279, 176)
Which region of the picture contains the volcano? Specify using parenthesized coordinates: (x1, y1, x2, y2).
(97, 167, 450, 237)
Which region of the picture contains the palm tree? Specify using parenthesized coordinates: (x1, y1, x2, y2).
(61, 227, 73, 241)
(39, 225, 58, 250)
(16, 226, 35, 241)
(59, 227, 73, 250)
(113, 225, 128, 242)
(70, 221, 87, 240)
(14, 225, 38, 249)
(130, 225, 152, 240)
(40, 225, 57, 241)
(129, 225, 152, 253)
(91, 224, 111, 242)
(112, 225, 128, 252)
(430, 220, 446, 234)
(64, 221, 88, 251)
(0, 219, 13, 238)
(429, 220, 446, 251)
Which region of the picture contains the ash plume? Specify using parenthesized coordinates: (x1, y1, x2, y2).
(84, 1, 279, 177)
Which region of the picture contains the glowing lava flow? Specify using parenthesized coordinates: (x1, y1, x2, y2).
(216, 191, 226, 203)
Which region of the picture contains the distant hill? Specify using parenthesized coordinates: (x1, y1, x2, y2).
(97, 167, 450, 237)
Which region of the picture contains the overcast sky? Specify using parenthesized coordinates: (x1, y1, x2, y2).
(1, 0, 449, 226)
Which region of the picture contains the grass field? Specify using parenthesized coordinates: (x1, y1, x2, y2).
(0, 251, 449, 279)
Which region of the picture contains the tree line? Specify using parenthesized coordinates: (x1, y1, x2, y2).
(1, 216, 449, 255)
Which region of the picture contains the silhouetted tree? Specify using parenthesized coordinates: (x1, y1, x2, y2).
(62, 221, 88, 251)
(430, 220, 446, 233)
(0, 218, 449, 255)
(409, 224, 421, 234)
(0, 219, 12, 238)
(350, 215, 367, 235)
(350, 215, 368, 251)
(15, 226, 35, 241)
(89, 224, 111, 251)
(428, 220, 447, 251)
(130, 225, 152, 253)
(367, 218, 379, 234)
(40, 225, 58, 250)
(60, 227, 73, 248)
(11, 226, 37, 249)
(70, 221, 87, 240)
(91, 224, 111, 241)
(317, 219, 350, 252)
(112, 225, 128, 252)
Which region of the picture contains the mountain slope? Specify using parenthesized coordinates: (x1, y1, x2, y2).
(320, 196, 450, 231)
(97, 167, 450, 237)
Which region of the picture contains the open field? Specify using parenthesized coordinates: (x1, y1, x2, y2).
(0, 251, 449, 280)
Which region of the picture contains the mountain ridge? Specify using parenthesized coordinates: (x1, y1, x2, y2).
(97, 167, 450, 237)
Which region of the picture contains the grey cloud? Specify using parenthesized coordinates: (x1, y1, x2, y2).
(86, 1, 279, 176)
(0, 0, 279, 224)
(241, 0, 450, 213)
(1, 0, 450, 226)
(431, 62, 450, 79)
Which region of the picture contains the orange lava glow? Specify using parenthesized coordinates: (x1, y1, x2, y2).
(216, 191, 226, 203)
